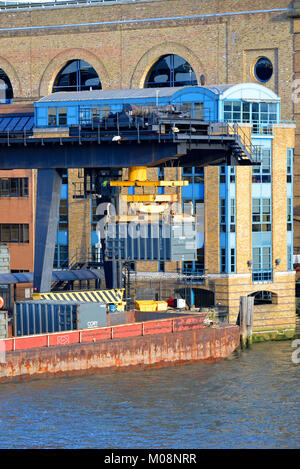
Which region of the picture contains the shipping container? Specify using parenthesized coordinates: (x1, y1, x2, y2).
(13, 300, 107, 337)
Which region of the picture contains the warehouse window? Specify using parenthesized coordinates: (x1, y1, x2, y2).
(0, 178, 28, 197)
(220, 248, 226, 273)
(58, 199, 68, 231)
(252, 246, 272, 282)
(0, 224, 29, 243)
(53, 59, 101, 93)
(252, 198, 271, 232)
(220, 199, 226, 233)
(53, 245, 68, 269)
(287, 148, 293, 183)
(287, 198, 292, 232)
(0, 68, 13, 103)
(230, 248, 235, 273)
(252, 148, 271, 183)
(145, 54, 197, 88)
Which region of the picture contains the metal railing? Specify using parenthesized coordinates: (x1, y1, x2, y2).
(252, 268, 274, 283)
(0, 111, 258, 164)
(0, 0, 142, 11)
(208, 122, 260, 163)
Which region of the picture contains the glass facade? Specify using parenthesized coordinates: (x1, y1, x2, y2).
(223, 100, 278, 135)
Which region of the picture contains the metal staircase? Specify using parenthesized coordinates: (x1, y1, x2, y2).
(208, 122, 260, 165)
(51, 249, 103, 291)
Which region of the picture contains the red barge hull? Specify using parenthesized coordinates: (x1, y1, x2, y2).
(0, 314, 240, 382)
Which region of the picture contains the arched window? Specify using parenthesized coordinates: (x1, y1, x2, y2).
(0, 68, 13, 103)
(145, 54, 197, 88)
(52, 59, 101, 93)
(249, 291, 278, 305)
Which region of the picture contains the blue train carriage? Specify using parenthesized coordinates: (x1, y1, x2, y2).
(33, 86, 220, 131)
(33, 83, 280, 136)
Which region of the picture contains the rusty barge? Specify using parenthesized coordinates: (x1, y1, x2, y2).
(0, 311, 240, 382)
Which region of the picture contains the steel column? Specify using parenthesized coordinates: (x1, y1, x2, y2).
(33, 169, 62, 293)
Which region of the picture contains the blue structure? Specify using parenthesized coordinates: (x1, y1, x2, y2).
(0, 84, 278, 292)
(34, 87, 219, 127)
(33, 83, 280, 130)
(33, 83, 285, 283)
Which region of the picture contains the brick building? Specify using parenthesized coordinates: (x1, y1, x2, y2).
(0, 0, 297, 338)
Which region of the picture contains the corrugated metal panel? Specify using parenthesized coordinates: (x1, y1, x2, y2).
(13, 300, 107, 336)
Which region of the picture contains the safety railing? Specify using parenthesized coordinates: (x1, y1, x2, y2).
(0, 0, 140, 11)
(2, 313, 205, 352)
(252, 268, 274, 283)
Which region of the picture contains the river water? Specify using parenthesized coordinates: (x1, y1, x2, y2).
(0, 340, 299, 449)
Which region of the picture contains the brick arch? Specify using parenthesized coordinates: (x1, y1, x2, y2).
(0, 57, 21, 97)
(248, 290, 279, 305)
(38, 49, 110, 97)
(130, 42, 205, 89)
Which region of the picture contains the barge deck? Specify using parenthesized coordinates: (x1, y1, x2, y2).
(0, 312, 240, 382)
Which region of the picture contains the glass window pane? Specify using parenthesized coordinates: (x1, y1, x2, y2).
(0, 68, 13, 102)
(58, 108, 67, 126)
(48, 108, 56, 126)
(145, 54, 197, 88)
(53, 59, 101, 93)
(254, 57, 273, 83)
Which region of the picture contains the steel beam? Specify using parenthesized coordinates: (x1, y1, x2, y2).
(33, 169, 62, 293)
(0, 140, 239, 170)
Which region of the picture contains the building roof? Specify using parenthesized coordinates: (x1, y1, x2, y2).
(0, 269, 104, 285)
(0, 113, 34, 132)
(37, 87, 190, 103)
(36, 83, 280, 104)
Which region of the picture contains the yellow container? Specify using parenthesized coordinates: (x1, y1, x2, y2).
(135, 300, 157, 312)
(156, 301, 168, 312)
